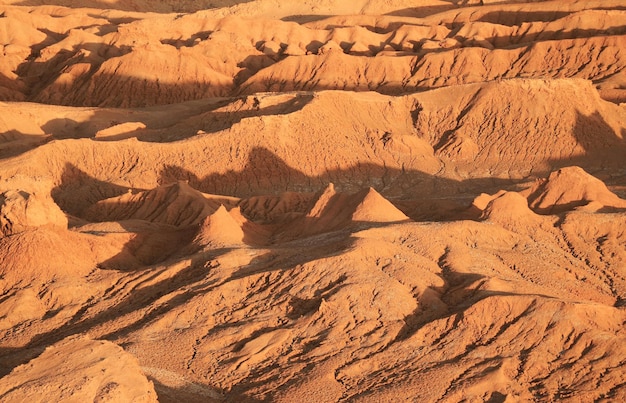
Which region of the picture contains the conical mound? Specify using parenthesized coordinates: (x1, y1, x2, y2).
(193, 205, 245, 247)
(480, 191, 543, 232)
(306, 184, 408, 223)
(281, 184, 409, 238)
(526, 166, 626, 213)
(351, 187, 409, 223)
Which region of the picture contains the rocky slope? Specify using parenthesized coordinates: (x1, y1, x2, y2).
(1, 0, 626, 402)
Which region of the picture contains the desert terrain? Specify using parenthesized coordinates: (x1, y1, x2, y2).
(0, 0, 625, 401)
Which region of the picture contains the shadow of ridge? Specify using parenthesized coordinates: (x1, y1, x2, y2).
(49, 112, 624, 222)
(0, 346, 45, 378)
(236, 30, 626, 97)
(137, 92, 313, 143)
(394, 282, 555, 345)
(16, 40, 131, 90)
(8, 9, 622, 100)
(160, 31, 213, 49)
(566, 110, 626, 169)
(98, 225, 198, 271)
(50, 114, 624, 225)
(0, 98, 251, 160)
(149, 377, 264, 403)
(386, 3, 458, 18)
(34, 97, 239, 145)
(7, 27, 624, 111)
(280, 15, 333, 24)
(41, 118, 95, 140)
(0, 70, 24, 99)
(475, 7, 626, 26)
(18, 53, 233, 109)
(85, 13, 140, 26)
(534, 109, 626, 214)
(156, 146, 522, 207)
(14, 0, 255, 13)
(391, 242, 564, 344)
(475, 25, 626, 50)
(476, 10, 574, 25)
(0, 130, 52, 160)
(51, 163, 131, 218)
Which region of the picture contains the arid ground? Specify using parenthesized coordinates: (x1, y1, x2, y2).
(1, 0, 626, 401)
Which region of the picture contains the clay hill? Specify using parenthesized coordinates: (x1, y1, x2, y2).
(1, 0, 626, 401)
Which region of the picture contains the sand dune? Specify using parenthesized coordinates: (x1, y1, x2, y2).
(1, 0, 626, 402)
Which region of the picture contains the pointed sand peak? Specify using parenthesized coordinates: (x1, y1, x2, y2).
(351, 187, 409, 223)
(194, 204, 245, 247)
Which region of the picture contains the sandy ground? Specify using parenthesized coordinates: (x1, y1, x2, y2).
(1, 0, 626, 401)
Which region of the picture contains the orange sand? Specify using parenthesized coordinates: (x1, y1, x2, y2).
(1, 0, 626, 401)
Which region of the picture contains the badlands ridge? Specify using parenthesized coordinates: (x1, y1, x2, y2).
(1, 0, 626, 401)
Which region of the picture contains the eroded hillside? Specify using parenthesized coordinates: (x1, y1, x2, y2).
(1, 0, 625, 402)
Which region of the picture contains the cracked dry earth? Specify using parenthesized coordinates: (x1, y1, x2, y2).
(1, 0, 626, 401)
